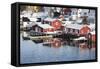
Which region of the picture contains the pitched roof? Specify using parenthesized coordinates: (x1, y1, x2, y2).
(88, 24, 95, 29)
(44, 17, 56, 22)
(31, 12, 47, 18)
(35, 22, 54, 29)
(65, 24, 83, 30)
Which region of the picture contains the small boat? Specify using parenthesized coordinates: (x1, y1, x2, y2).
(73, 37, 87, 41)
(22, 32, 30, 40)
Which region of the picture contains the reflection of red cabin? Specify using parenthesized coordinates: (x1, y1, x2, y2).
(43, 38, 61, 48)
(79, 43, 88, 49)
(88, 31, 95, 42)
(52, 39, 61, 48)
(92, 34, 95, 42)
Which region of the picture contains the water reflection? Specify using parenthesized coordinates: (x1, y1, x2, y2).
(20, 32, 96, 64)
(28, 37, 95, 49)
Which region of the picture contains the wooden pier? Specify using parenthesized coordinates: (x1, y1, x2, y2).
(28, 35, 53, 40)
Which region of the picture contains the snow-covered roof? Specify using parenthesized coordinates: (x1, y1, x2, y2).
(88, 24, 95, 32)
(31, 12, 47, 18)
(27, 22, 36, 27)
(90, 31, 95, 34)
(65, 24, 83, 30)
(44, 17, 56, 22)
(76, 18, 83, 23)
(20, 13, 31, 18)
(28, 17, 38, 22)
(62, 21, 74, 26)
(35, 23, 54, 29)
(20, 11, 48, 19)
(20, 11, 32, 18)
(88, 24, 95, 29)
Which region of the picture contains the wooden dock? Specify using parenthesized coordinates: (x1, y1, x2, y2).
(28, 35, 53, 40)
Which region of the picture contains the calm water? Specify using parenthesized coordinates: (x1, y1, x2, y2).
(20, 33, 95, 64)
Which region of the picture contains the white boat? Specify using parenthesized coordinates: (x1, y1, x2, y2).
(73, 37, 87, 41)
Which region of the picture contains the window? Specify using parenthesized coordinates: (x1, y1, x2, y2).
(73, 29, 75, 32)
(70, 29, 73, 33)
(77, 30, 79, 33)
(76, 30, 79, 34)
(84, 12, 87, 15)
